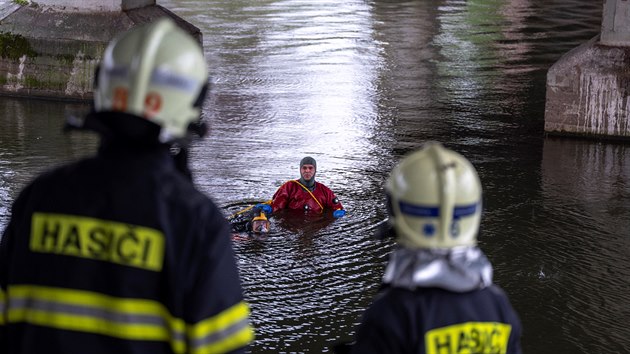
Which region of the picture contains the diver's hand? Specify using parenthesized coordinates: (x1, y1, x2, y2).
(255, 203, 272, 214)
(333, 209, 346, 218)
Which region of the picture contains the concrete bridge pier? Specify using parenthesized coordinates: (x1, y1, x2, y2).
(545, 0, 630, 140)
(0, 0, 201, 101)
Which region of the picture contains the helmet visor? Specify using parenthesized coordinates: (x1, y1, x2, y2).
(252, 219, 270, 234)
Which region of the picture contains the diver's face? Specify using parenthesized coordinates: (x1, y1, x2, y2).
(252, 220, 270, 233)
(300, 164, 316, 181)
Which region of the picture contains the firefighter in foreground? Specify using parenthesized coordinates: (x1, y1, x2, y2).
(0, 18, 253, 353)
(349, 142, 522, 354)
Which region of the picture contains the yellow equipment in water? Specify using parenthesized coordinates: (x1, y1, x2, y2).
(251, 211, 270, 234)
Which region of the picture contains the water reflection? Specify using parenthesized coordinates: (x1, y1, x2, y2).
(186, 0, 386, 210)
(184, 3, 393, 350)
(0, 98, 96, 226)
(538, 138, 630, 354)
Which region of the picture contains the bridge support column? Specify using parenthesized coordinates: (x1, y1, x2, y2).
(544, 0, 630, 140)
(0, 0, 201, 101)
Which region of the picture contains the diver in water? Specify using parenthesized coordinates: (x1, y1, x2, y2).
(255, 156, 346, 218)
(229, 156, 345, 235)
(229, 205, 271, 235)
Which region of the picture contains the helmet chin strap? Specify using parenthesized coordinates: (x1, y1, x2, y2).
(374, 219, 396, 240)
(188, 120, 208, 138)
(158, 119, 207, 145)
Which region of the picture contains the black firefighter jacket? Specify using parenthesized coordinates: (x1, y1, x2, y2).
(351, 285, 522, 354)
(0, 144, 253, 354)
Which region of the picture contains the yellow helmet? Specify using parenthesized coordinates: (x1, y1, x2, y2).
(385, 142, 482, 249)
(93, 17, 208, 142)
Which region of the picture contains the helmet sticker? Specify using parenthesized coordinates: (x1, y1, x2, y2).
(400, 202, 478, 218)
(151, 67, 199, 92)
(453, 203, 479, 218)
(399, 201, 439, 217)
(423, 223, 436, 237)
(105, 65, 129, 79)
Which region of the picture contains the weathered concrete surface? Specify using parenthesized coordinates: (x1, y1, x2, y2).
(35, 0, 154, 12)
(0, 3, 201, 101)
(544, 35, 630, 140)
(601, 0, 630, 47)
(35, 0, 155, 12)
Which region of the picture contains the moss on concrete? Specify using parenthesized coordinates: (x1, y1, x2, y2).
(24, 75, 44, 88)
(0, 32, 36, 60)
(54, 53, 76, 65)
(0, 4, 200, 101)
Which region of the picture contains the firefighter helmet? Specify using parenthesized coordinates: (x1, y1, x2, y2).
(385, 142, 482, 249)
(93, 17, 208, 142)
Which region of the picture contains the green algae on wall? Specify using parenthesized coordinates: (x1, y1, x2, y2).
(0, 32, 37, 60)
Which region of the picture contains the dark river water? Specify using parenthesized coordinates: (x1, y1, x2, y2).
(1, 0, 629, 353)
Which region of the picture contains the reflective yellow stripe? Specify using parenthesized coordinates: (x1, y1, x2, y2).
(189, 301, 254, 354)
(0, 287, 6, 325)
(193, 325, 254, 354)
(6, 285, 253, 353)
(7, 285, 186, 353)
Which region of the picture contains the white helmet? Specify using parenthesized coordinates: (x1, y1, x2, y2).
(385, 142, 482, 249)
(93, 17, 208, 142)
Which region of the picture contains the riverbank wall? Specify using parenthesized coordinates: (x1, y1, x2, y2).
(0, 2, 200, 101)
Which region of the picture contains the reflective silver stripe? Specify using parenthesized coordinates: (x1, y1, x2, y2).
(190, 316, 251, 350)
(105, 65, 129, 79)
(187, 301, 253, 353)
(0, 287, 6, 325)
(6, 285, 252, 353)
(151, 67, 198, 92)
(7, 285, 187, 352)
(10, 297, 183, 340)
